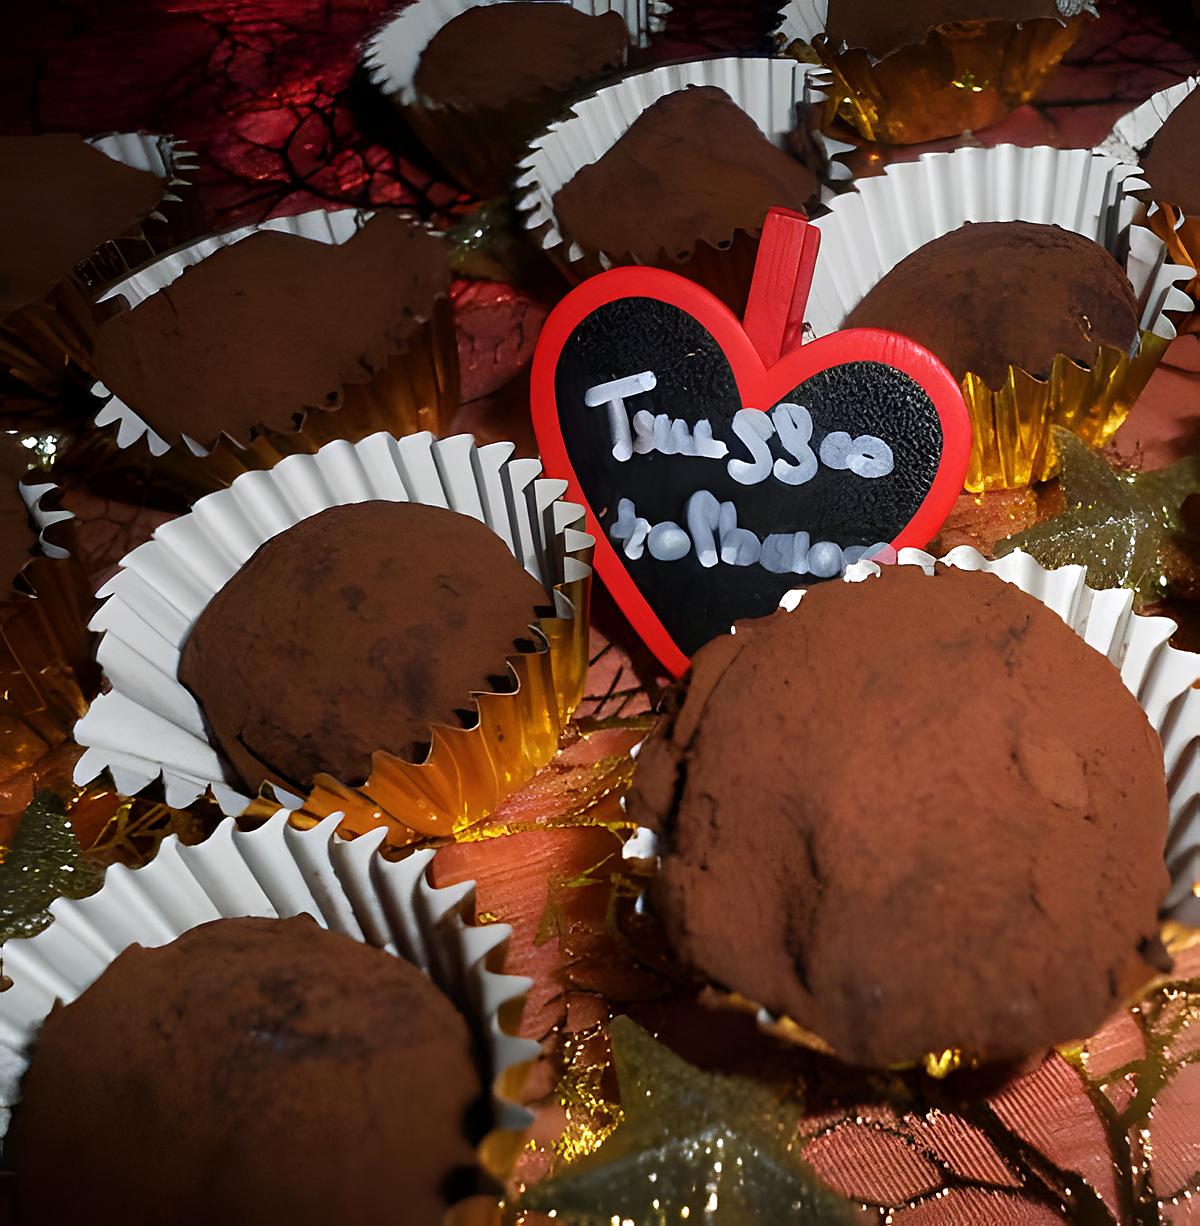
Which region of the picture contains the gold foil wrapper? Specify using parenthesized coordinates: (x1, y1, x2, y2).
(108, 297, 459, 499)
(0, 279, 100, 397)
(0, 554, 97, 812)
(963, 330, 1170, 491)
(269, 536, 593, 849)
(806, 16, 1086, 146)
(1147, 203, 1200, 298)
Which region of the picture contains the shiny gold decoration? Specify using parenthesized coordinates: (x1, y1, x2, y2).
(799, 16, 1085, 146)
(520, 1017, 859, 1225)
(0, 790, 103, 943)
(0, 278, 99, 397)
(962, 331, 1169, 492)
(997, 427, 1200, 606)
(80, 789, 212, 867)
(1147, 204, 1200, 298)
(268, 537, 594, 848)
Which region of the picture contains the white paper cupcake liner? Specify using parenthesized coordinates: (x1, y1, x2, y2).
(73, 430, 592, 818)
(0, 809, 541, 1146)
(1094, 77, 1200, 251)
(770, 0, 1090, 61)
(515, 56, 852, 271)
(1096, 77, 1200, 170)
(86, 131, 197, 224)
(90, 206, 375, 458)
(802, 144, 1193, 343)
(20, 478, 72, 563)
(363, 0, 671, 107)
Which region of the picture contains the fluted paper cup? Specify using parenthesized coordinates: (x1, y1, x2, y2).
(0, 809, 540, 1157)
(364, 0, 671, 195)
(775, 0, 1092, 144)
(515, 55, 852, 312)
(1096, 76, 1200, 297)
(802, 144, 1194, 490)
(90, 207, 458, 496)
(73, 432, 593, 848)
(0, 132, 194, 396)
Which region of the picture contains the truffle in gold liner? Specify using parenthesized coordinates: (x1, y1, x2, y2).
(962, 330, 1169, 491)
(72, 433, 594, 836)
(280, 542, 592, 849)
(800, 15, 1087, 145)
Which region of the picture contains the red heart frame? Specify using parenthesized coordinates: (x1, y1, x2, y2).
(531, 266, 972, 678)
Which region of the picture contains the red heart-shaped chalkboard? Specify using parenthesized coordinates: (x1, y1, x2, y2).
(531, 226, 970, 677)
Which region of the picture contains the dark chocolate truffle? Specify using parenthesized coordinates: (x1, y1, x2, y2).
(413, 3, 628, 110)
(92, 211, 450, 450)
(826, 0, 1071, 60)
(844, 221, 1140, 388)
(179, 500, 548, 794)
(1141, 87, 1200, 217)
(10, 916, 485, 1226)
(629, 566, 1169, 1067)
(0, 134, 165, 322)
(553, 86, 820, 263)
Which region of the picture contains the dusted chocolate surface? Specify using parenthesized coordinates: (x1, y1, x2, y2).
(553, 86, 820, 263)
(844, 221, 1139, 389)
(179, 500, 548, 794)
(1141, 87, 1200, 216)
(414, 4, 628, 110)
(10, 915, 485, 1226)
(628, 565, 1169, 1067)
(0, 134, 165, 322)
(826, 0, 1070, 59)
(92, 211, 450, 449)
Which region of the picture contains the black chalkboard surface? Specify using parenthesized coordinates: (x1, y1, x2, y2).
(532, 265, 971, 676)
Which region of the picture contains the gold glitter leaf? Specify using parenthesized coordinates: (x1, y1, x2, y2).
(521, 1017, 860, 1225)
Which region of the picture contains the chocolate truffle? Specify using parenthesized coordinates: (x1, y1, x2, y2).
(553, 86, 820, 264)
(413, 3, 628, 110)
(179, 500, 548, 794)
(10, 916, 485, 1226)
(92, 211, 450, 450)
(629, 565, 1169, 1067)
(844, 221, 1140, 388)
(0, 134, 165, 323)
(826, 0, 1074, 60)
(1140, 87, 1200, 217)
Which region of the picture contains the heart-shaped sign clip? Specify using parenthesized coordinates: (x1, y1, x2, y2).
(532, 210, 971, 676)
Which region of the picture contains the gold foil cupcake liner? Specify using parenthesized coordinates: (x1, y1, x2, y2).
(516, 56, 853, 314)
(635, 546, 1200, 1063)
(73, 432, 594, 849)
(363, 0, 670, 196)
(0, 810, 541, 1162)
(0, 484, 97, 808)
(0, 133, 194, 397)
(803, 143, 1195, 491)
(776, 7, 1089, 145)
(90, 208, 459, 498)
(1096, 76, 1200, 297)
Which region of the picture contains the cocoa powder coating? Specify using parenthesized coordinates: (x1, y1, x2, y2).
(10, 916, 486, 1225)
(628, 566, 1169, 1067)
(553, 86, 820, 263)
(845, 221, 1140, 389)
(414, 4, 628, 110)
(179, 501, 548, 794)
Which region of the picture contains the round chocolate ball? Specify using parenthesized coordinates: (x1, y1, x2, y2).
(179, 500, 549, 794)
(844, 221, 1140, 389)
(629, 565, 1169, 1067)
(10, 916, 487, 1226)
